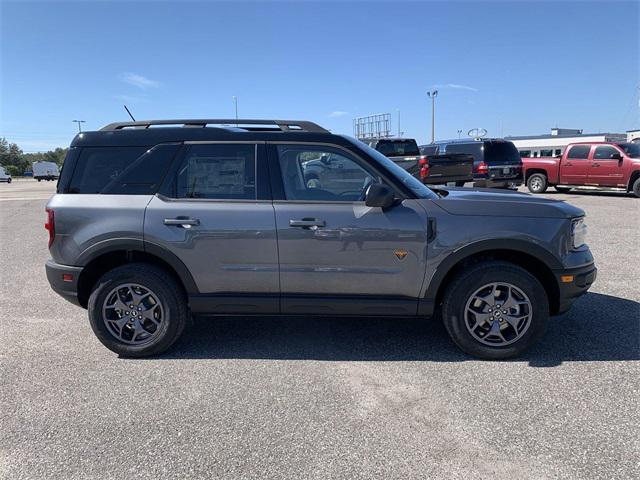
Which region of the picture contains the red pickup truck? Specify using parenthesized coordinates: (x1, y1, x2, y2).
(523, 142, 640, 197)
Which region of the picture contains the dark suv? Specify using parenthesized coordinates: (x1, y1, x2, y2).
(432, 138, 524, 188)
(46, 119, 596, 359)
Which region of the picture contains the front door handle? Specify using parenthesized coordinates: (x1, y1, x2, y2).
(289, 218, 326, 229)
(164, 217, 200, 228)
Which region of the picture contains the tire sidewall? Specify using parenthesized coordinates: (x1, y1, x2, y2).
(87, 265, 186, 357)
(632, 177, 640, 198)
(527, 174, 547, 193)
(442, 264, 549, 359)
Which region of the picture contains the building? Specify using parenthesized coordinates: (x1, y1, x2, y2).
(627, 129, 640, 143)
(506, 128, 627, 158)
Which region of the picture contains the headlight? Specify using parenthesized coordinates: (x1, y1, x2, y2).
(571, 217, 587, 249)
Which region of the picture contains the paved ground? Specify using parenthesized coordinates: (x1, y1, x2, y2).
(1, 179, 638, 479)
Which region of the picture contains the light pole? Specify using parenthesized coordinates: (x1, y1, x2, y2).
(427, 90, 438, 143)
(72, 120, 86, 133)
(397, 109, 401, 137)
(457, 129, 463, 139)
(232, 96, 238, 125)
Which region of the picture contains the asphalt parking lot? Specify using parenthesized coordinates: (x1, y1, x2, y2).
(1, 179, 638, 479)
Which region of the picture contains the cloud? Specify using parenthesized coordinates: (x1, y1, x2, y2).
(119, 72, 159, 89)
(434, 83, 478, 92)
(328, 111, 349, 118)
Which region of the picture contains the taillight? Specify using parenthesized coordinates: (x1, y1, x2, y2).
(475, 161, 489, 175)
(419, 156, 430, 179)
(45, 208, 55, 248)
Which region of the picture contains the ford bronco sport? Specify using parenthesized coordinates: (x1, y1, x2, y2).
(46, 119, 596, 359)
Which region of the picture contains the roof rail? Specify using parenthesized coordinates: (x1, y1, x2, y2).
(99, 119, 329, 133)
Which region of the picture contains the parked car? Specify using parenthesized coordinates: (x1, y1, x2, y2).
(32, 161, 60, 181)
(46, 118, 596, 360)
(0, 166, 12, 183)
(361, 137, 422, 171)
(431, 138, 523, 189)
(523, 142, 640, 197)
(417, 146, 474, 186)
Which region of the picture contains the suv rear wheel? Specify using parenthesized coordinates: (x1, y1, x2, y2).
(87, 263, 188, 357)
(441, 261, 549, 359)
(527, 173, 548, 193)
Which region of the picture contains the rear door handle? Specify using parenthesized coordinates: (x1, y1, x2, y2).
(592, 163, 600, 167)
(164, 217, 200, 228)
(289, 218, 326, 229)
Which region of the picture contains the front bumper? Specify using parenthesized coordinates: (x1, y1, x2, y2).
(45, 259, 84, 307)
(553, 262, 597, 314)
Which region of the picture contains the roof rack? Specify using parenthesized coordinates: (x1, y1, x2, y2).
(99, 119, 329, 133)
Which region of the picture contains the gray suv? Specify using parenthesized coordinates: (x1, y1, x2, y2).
(45, 119, 596, 359)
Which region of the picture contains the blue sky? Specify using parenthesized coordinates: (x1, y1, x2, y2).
(1, 0, 638, 151)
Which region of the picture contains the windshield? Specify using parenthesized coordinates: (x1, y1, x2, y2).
(343, 136, 438, 199)
(375, 139, 420, 157)
(484, 141, 521, 164)
(618, 143, 640, 158)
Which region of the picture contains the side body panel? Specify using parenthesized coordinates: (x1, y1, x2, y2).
(46, 194, 153, 266)
(559, 146, 592, 184)
(522, 157, 560, 183)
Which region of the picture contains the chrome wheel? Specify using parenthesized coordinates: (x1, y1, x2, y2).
(464, 282, 533, 346)
(101, 283, 164, 345)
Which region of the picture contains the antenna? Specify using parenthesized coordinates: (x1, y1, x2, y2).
(124, 105, 136, 121)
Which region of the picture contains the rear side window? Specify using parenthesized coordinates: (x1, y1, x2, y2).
(172, 144, 256, 199)
(101, 144, 180, 194)
(375, 140, 420, 157)
(68, 147, 148, 193)
(444, 143, 482, 160)
(567, 145, 591, 159)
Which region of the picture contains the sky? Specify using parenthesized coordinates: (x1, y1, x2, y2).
(1, 0, 638, 152)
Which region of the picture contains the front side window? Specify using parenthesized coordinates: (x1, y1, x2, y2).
(567, 145, 591, 159)
(173, 144, 256, 199)
(593, 146, 620, 160)
(276, 145, 379, 201)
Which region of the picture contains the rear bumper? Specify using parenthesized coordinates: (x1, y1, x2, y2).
(423, 175, 473, 185)
(474, 178, 523, 188)
(554, 262, 597, 314)
(45, 259, 83, 307)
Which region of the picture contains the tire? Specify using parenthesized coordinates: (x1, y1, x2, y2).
(455, 181, 466, 187)
(37, 178, 41, 182)
(527, 173, 548, 193)
(554, 186, 572, 193)
(87, 263, 188, 357)
(441, 261, 549, 360)
(7, 178, 11, 184)
(631, 177, 640, 198)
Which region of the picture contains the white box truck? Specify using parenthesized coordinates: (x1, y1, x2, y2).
(0, 166, 12, 183)
(32, 161, 60, 181)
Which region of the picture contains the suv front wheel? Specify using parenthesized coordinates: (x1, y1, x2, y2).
(441, 261, 549, 359)
(87, 263, 188, 357)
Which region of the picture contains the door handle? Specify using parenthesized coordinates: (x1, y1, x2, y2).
(289, 218, 326, 229)
(564, 162, 573, 166)
(592, 163, 600, 167)
(164, 217, 200, 228)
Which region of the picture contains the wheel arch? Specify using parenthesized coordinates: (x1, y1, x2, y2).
(423, 240, 562, 316)
(525, 168, 549, 182)
(76, 242, 197, 308)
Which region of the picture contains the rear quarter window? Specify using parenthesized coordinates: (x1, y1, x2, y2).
(67, 147, 149, 193)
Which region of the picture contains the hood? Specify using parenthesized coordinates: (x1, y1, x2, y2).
(431, 187, 584, 219)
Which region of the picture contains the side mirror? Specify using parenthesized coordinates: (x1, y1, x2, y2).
(611, 152, 623, 160)
(365, 184, 395, 209)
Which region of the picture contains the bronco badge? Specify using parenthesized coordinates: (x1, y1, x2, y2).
(394, 249, 408, 260)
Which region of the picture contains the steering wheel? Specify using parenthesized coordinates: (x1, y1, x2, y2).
(359, 177, 374, 201)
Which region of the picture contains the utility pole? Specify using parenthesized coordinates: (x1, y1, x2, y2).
(427, 90, 438, 143)
(232, 96, 238, 126)
(72, 120, 86, 133)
